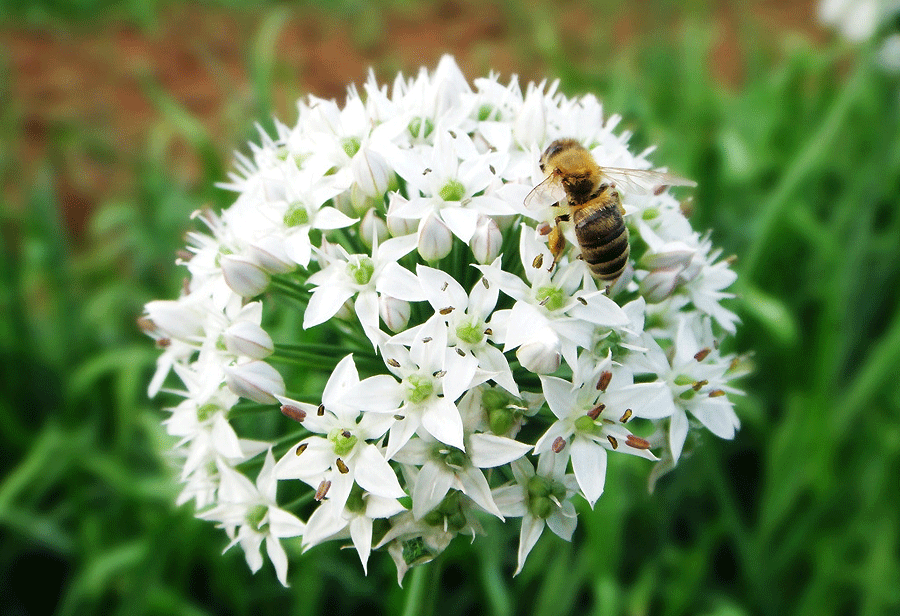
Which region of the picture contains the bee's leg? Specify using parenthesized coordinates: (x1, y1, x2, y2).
(547, 215, 568, 272)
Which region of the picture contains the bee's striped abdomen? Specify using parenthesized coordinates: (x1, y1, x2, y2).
(573, 205, 629, 281)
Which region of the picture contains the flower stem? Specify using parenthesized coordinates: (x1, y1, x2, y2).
(401, 563, 430, 616)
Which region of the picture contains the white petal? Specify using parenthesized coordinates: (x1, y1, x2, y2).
(267, 507, 306, 539)
(314, 206, 357, 230)
(416, 264, 468, 313)
(669, 409, 689, 462)
(468, 433, 532, 468)
(421, 397, 465, 451)
(354, 443, 406, 499)
(539, 376, 576, 420)
(355, 291, 382, 348)
(515, 515, 545, 576)
(570, 437, 607, 508)
(304, 286, 356, 329)
(412, 461, 454, 519)
(274, 437, 334, 481)
(349, 516, 374, 575)
(690, 399, 739, 440)
(343, 376, 404, 412)
(492, 485, 528, 517)
(440, 207, 479, 243)
(546, 500, 577, 540)
(376, 262, 426, 302)
(265, 536, 291, 587)
(456, 466, 503, 518)
(608, 382, 677, 420)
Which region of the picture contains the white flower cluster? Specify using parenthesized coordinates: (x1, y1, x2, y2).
(819, 0, 900, 71)
(141, 55, 746, 585)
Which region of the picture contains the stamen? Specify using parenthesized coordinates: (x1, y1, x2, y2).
(692, 379, 708, 392)
(441, 281, 448, 291)
(619, 408, 632, 423)
(587, 403, 605, 420)
(596, 371, 612, 391)
(387, 358, 401, 368)
(708, 389, 726, 397)
(439, 307, 455, 315)
(315, 480, 332, 501)
(336, 458, 349, 474)
(552, 437, 567, 453)
(317, 404, 325, 416)
(607, 435, 618, 449)
(694, 348, 711, 361)
(625, 435, 651, 450)
(281, 404, 306, 423)
(532, 254, 544, 269)
(295, 443, 308, 456)
(576, 296, 587, 305)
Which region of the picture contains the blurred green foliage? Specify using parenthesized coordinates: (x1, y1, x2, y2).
(2, 1, 900, 615)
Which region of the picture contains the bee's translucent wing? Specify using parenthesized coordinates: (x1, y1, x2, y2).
(524, 174, 567, 210)
(599, 167, 696, 196)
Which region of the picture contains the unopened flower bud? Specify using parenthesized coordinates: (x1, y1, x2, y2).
(360, 209, 390, 249)
(224, 320, 274, 359)
(224, 360, 285, 404)
(470, 215, 502, 264)
(143, 299, 203, 340)
(248, 236, 296, 274)
(380, 295, 411, 332)
(352, 147, 393, 198)
(516, 328, 561, 374)
(417, 212, 453, 262)
(386, 194, 418, 236)
(639, 242, 695, 271)
(221, 255, 270, 297)
(640, 268, 681, 303)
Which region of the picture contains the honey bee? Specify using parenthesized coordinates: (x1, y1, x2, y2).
(526, 138, 696, 281)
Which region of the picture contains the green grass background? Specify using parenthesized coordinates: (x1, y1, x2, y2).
(2, 1, 900, 614)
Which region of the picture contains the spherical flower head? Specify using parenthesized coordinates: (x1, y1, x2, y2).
(142, 54, 745, 586)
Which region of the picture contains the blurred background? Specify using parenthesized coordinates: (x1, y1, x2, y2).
(2, 0, 899, 614)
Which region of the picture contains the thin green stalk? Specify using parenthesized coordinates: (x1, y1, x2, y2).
(401, 563, 430, 616)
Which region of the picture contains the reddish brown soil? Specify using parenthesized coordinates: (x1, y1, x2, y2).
(1, 0, 824, 240)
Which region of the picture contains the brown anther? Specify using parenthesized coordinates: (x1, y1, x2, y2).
(317, 404, 325, 416)
(433, 370, 447, 378)
(341, 430, 351, 438)
(692, 379, 709, 392)
(484, 328, 493, 336)
(607, 435, 619, 449)
(587, 403, 605, 420)
(725, 254, 738, 265)
(679, 198, 695, 218)
(532, 254, 544, 269)
(156, 338, 171, 349)
(423, 168, 432, 175)
(576, 296, 587, 305)
(456, 348, 466, 357)
(694, 348, 711, 362)
(539, 296, 550, 307)
(393, 414, 405, 420)
(441, 281, 448, 291)
(335, 458, 349, 474)
(709, 389, 726, 397)
(176, 249, 194, 262)
(538, 222, 552, 236)
(596, 371, 613, 391)
(136, 316, 155, 333)
(182, 277, 191, 295)
(653, 184, 667, 196)
(489, 164, 496, 174)
(729, 357, 741, 371)
(281, 404, 307, 423)
(482, 278, 490, 288)
(552, 436, 567, 453)
(619, 408, 633, 423)
(295, 443, 308, 456)
(625, 434, 651, 450)
(314, 480, 332, 501)
(439, 307, 455, 315)
(421, 336, 433, 343)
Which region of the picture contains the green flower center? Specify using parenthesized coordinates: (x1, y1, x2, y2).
(329, 427, 358, 457)
(342, 137, 361, 158)
(197, 403, 220, 422)
(284, 202, 309, 227)
(536, 286, 565, 312)
(406, 375, 435, 404)
(348, 257, 375, 286)
(408, 117, 434, 140)
(477, 104, 496, 121)
(439, 179, 466, 202)
(456, 320, 483, 345)
(247, 504, 268, 530)
(435, 445, 468, 471)
(526, 475, 567, 520)
(573, 414, 596, 433)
